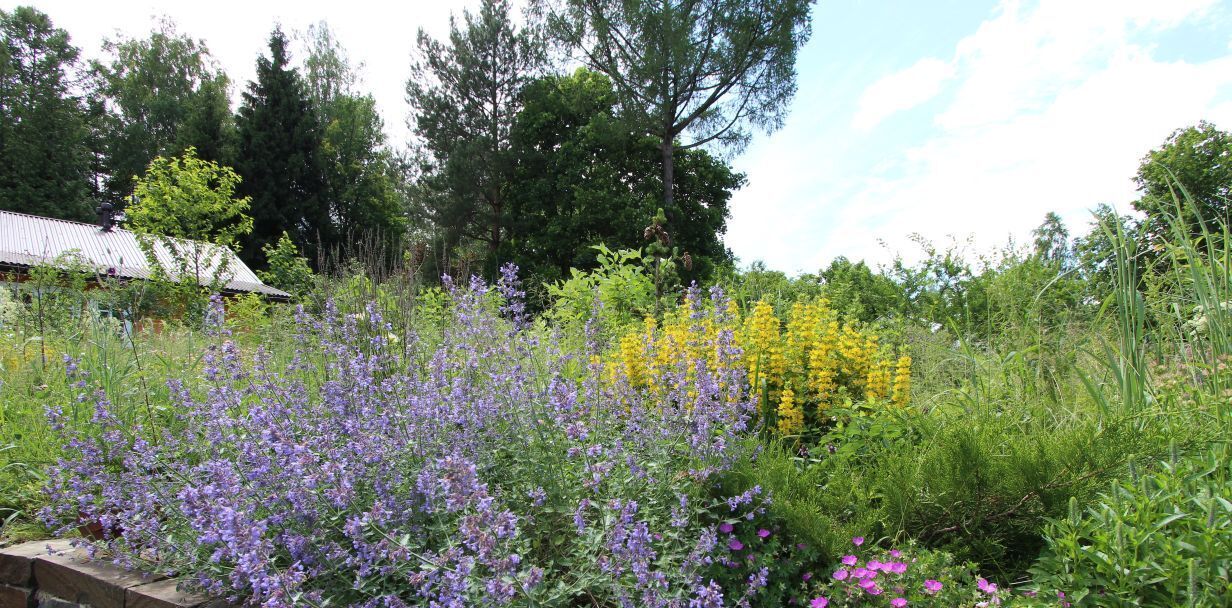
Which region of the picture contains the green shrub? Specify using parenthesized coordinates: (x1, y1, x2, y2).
(1029, 443, 1232, 606)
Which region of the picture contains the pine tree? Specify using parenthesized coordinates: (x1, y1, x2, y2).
(406, 0, 543, 275)
(234, 28, 330, 269)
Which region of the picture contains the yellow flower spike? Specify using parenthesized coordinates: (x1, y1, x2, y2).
(776, 387, 803, 435)
(865, 359, 891, 402)
(892, 355, 913, 407)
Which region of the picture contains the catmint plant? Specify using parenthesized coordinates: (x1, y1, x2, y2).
(43, 271, 766, 607)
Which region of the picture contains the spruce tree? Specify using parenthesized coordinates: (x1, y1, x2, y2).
(235, 28, 330, 269)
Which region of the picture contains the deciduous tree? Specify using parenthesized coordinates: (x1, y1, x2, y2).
(1132, 121, 1232, 248)
(0, 6, 94, 221)
(92, 18, 234, 206)
(301, 23, 405, 254)
(507, 69, 740, 287)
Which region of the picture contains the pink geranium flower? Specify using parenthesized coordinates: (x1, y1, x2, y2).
(890, 599, 907, 608)
(832, 569, 849, 581)
(757, 528, 771, 538)
(977, 578, 998, 594)
(923, 579, 943, 594)
(728, 538, 744, 551)
(810, 598, 828, 608)
(841, 555, 858, 566)
(719, 522, 734, 534)
(852, 536, 865, 546)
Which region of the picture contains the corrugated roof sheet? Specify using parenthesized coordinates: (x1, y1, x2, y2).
(0, 210, 290, 298)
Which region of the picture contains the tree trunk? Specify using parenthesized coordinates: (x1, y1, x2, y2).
(661, 138, 675, 220)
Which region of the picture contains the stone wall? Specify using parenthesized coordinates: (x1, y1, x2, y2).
(0, 540, 214, 608)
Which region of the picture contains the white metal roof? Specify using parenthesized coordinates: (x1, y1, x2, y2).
(0, 209, 289, 298)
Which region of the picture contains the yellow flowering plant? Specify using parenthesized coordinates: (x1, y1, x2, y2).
(605, 295, 912, 440)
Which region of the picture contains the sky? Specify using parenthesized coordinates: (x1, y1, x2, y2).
(14, 0, 1232, 273)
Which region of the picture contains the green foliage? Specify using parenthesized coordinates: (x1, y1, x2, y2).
(534, 0, 813, 226)
(718, 261, 823, 315)
(1030, 444, 1232, 606)
(235, 28, 331, 268)
(545, 245, 654, 345)
(507, 68, 741, 289)
(0, 6, 95, 222)
(1133, 121, 1232, 250)
(258, 232, 315, 297)
(128, 147, 252, 248)
(820, 257, 905, 324)
(128, 147, 254, 319)
(92, 17, 234, 206)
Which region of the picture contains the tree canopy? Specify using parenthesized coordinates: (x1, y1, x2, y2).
(507, 68, 741, 287)
(92, 18, 234, 206)
(1132, 121, 1232, 248)
(0, 6, 95, 221)
(533, 0, 813, 222)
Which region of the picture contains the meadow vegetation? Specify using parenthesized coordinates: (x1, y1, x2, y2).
(1, 184, 1230, 606)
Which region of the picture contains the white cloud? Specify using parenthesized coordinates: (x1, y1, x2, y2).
(727, 0, 1232, 272)
(851, 57, 954, 131)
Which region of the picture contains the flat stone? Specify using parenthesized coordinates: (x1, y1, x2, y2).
(33, 549, 161, 608)
(33, 590, 79, 608)
(0, 540, 75, 587)
(0, 583, 33, 608)
(126, 579, 210, 608)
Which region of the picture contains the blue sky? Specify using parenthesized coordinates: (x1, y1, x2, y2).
(725, 0, 1232, 272)
(21, 0, 1232, 273)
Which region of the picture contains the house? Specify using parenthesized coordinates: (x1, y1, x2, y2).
(0, 209, 290, 301)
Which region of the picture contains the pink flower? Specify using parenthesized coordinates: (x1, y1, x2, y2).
(889, 561, 908, 574)
(923, 579, 942, 594)
(728, 538, 744, 551)
(852, 536, 865, 546)
(719, 522, 734, 534)
(757, 528, 771, 538)
(859, 578, 876, 590)
(891, 599, 907, 608)
(889, 549, 902, 558)
(867, 560, 884, 571)
(977, 578, 998, 594)
(810, 597, 829, 608)
(851, 567, 871, 579)
(866, 585, 882, 596)
(802, 572, 812, 582)
(832, 569, 849, 581)
(841, 555, 858, 566)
